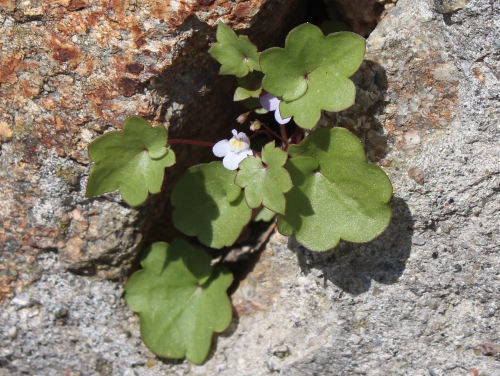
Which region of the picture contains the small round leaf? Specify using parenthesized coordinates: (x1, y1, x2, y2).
(124, 239, 233, 364)
(86, 116, 175, 206)
(260, 24, 365, 102)
(208, 22, 261, 78)
(234, 71, 264, 101)
(278, 128, 393, 251)
(279, 64, 356, 129)
(253, 206, 276, 222)
(235, 142, 292, 214)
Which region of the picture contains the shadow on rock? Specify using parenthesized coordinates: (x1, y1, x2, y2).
(326, 60, 389, 163)
(290, 196, 413, 295)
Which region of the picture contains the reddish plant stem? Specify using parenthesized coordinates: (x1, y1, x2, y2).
(290, 127, 303, 145)
(249, 129, 274, 141)
(260, 122, 288, 147)
(168, 139, 215, 147)
(280, 124, 288, 145)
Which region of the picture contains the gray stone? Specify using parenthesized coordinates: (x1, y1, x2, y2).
(349, 334, 363, 345)
(6, 326, 17, 339)
(435, 0, 470, 14)
(412, 236, 427, 246)
(10, 296, 31, 309)
(1, 0, 500, 375)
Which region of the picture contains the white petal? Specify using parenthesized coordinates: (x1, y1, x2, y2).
(275, 106, 291, 124)
(241, 149, 253, 157)
(213, 139, 230, 157)
(235, 131, 250, 145)
(223, 151, 250, 170)
(231, 129, 238, 137)
(260, 93, 279, 111)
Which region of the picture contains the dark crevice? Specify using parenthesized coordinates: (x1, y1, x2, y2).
(305, 0, 332, 26)
(323, 0, 388, 37)
(443, 14, 453, 26)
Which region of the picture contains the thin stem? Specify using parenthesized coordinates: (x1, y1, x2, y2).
(260, 122, 288, 146)
(291, 127, 303, 145)
(168, 139, 215, 147)
(280, 124, 288, 145)
(249, 129, 274, 141)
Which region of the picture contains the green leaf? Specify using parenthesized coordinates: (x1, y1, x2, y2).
(241, 97, 262, 110)
(234, 71, 264, 101)
(124, 239, 233, 364)
(86, 116, 175, 206)
(260, 23, 365, 117)
(279, 64, 356, 129)
(253, 206, 276, 222)
(278, 128, 392, 251)
(171, 162, 252, 248)
(209, 22, 261, 78)
(235, 142, 292, 214)
(226, 182, 242, 203)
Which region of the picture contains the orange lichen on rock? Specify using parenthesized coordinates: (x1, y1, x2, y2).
(0, 57, 23, 84)
(51, 35, 81, 64)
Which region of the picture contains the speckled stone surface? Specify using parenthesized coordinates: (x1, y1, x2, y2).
(2, 0, 500, 375)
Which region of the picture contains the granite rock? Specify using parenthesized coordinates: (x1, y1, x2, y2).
(2, 0, 500, 375)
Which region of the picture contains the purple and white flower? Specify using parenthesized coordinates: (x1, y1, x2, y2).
(259, 93, 291, 125)
(213, 129, 253, 170)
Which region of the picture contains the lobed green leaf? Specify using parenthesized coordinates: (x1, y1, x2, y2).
(209, 22, 261, 78)
(234, 71, 264, 101)
(279, 64, 356, 129)
(260, 24, 365, 102)
(85, 116, 175, 206)
(278, 128, 392, 251)
(124, 239, 233, 364)
(171, 162, 252, 248)
(235, 142, 292, 214)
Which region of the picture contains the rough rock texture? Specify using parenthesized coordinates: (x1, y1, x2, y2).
(0, 0, 303, 301)
(2, 0, 500, 375)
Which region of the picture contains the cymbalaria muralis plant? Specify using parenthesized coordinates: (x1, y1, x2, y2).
(85, 21, 393, 364)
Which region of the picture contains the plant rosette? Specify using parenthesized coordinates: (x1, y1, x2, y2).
(84, 20, 394, 366)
